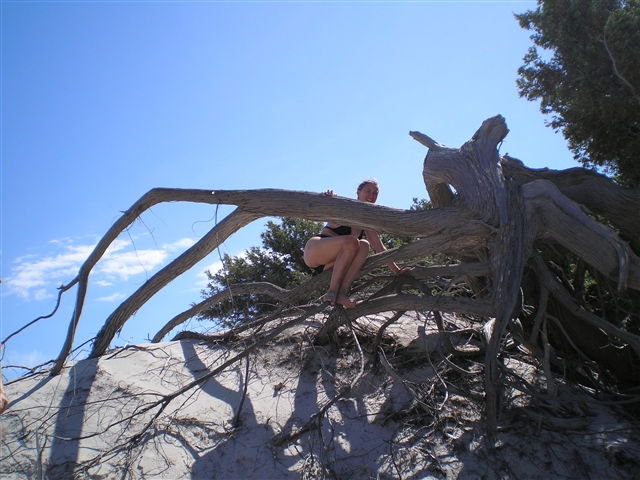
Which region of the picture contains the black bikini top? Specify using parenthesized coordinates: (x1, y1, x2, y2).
(325, 225, 365, 240)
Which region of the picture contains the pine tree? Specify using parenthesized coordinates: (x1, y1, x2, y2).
(516, 0, 640, 186)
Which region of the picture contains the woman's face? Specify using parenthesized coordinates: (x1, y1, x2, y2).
(357, 183, 379, 203)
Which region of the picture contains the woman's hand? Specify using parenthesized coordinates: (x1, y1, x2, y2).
(0, 389, 8, 415)
(395, 266, 413, 276)
(387, 261, 412, 276)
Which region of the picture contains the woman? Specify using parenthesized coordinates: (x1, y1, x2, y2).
(0, 370, 7, 416)
(303, 179, 410, 308)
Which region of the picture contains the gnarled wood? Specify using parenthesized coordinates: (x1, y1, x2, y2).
(502, 156, 640, 253)
(411, 114, 639, 438)
(36, 114, 638, 445)
(151, 282, 288, 344)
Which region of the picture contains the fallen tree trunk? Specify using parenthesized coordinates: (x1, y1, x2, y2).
(412, 115, 639, 436)
(41, 114, 638, 443)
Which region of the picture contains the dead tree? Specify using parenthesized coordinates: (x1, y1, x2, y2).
(44, 115, 639, 439)
(413, 115, 639, 435)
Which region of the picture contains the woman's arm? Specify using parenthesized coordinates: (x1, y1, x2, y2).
(365, 230, 411, 275)
(0, 377, 7, 415)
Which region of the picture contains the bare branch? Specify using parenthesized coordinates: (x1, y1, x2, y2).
(597, 34, 640, 104)
(152, 282, 288, 343)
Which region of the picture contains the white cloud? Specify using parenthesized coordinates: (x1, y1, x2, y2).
(192, 250, 247, 290)
(103, 238, 130, 253)
(96, 292, 127, 302)
(6, 244, 95, 299)
(5, 348, 49, 370)
(194, 260, 224, 289)
(163, 238, 195, 252)
(33, 288, 53, 301)
(5, 236, 196, 301)
(97, 248, 168, 280)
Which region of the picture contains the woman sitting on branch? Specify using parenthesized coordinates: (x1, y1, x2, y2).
(304, 179, 411, 308)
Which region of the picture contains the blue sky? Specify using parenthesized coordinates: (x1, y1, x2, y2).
(1, 0, 576, 378)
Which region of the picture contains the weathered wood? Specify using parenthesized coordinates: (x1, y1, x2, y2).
(43, 114, 639, 445)
(532, 254, 640, 359)
(52, 187, 480, 370)
(411, 114, 639, 438)
(151, 282, 288, 344)
(419, 116, 510, 225)
(88, 209, 262, 360)
(89, 207, 491, 359)
(502, 156, 640, 253)
(523, 179, 636, 290)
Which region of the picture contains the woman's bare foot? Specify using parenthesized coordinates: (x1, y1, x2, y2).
(322, 291, 337, 305)
(0, 392, 7, 415)
(336, 292, 356, 309)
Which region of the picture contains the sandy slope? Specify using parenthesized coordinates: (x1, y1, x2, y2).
(2, 312, 639, 479)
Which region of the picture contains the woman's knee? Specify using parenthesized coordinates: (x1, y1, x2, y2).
(341, 236, 360, 252)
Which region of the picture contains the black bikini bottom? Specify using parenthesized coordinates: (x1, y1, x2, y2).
(311, 234, 332, 275)
(312, 264, 326, 275)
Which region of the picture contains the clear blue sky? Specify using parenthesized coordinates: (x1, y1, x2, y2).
(1, 0, 576, 378)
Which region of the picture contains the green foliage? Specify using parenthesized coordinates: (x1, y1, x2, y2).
(199, 218, 323, 328)
(260, 217, 320, 275)
(409, 197, 433, 212)
(516, 0, 640, 187)
(199, 199, 432, 327)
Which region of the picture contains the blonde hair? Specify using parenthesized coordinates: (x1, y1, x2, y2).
(357, 178, 379, 191)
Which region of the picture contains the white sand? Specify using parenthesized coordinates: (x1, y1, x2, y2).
(2, 312, 639, 479)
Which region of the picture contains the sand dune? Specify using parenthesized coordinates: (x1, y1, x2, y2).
(2, 312, 639, 479)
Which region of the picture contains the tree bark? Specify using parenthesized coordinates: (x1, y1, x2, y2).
(411, 114, 639, 438)
(46, 114, 640, 444)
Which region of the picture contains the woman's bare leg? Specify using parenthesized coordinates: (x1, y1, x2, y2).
(324, 238, 360, 306)
(303, 236, 372, 308)
(335, 240, 370, 308)
(304, 236, 360, 306)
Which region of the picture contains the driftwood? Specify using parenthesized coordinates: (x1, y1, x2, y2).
(29, 114, 638, 440)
